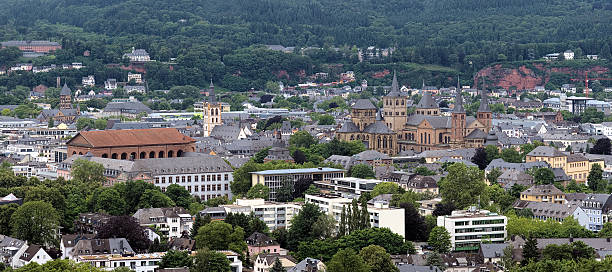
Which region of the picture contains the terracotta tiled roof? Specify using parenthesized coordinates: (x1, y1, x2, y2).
(67, 128, 196, 148)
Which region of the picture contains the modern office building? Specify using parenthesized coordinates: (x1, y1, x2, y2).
(313, 177, 382, 197)
(437, 208, 507, 251)
(251, 168, 345, 201)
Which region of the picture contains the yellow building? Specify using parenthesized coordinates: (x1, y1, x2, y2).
(520, 184, 565, 204)
(526, 146, 605, 184)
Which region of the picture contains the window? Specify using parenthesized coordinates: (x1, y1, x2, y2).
(225, 174, 229, 180)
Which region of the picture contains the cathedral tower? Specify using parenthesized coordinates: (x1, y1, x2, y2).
(451, 89, 466, 145)
(477, 90, 492, 133)
(59, 84, 72, 110)
(383, 71, 407, 131)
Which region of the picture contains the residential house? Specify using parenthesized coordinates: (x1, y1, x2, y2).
(288, 258, 326, 272)
(127, 73, 143, 84)
(104, 79, 118, 90)
(254, 253, 297, 272)
(401, 175, 439, 194)
(497, 169, 533, 190)
(479, 243, 509, 266)
(222, 198, 302, 230)
(514, 201, 588, 227)
(124, 85, 146, 94)
(70, 238, 133, 260)
(74, 213, 112, 234)
(566, 193, 612, 231)
(132, 207, 193, 238)
(525, 146, 604, 184)
(246, 232, 282, 256)
(124, 48, 151, 62)
(60, 234, 96, 259)
(76, 252, 164, 272)
(519, 185, 566, 204)
(82, 75, 95, 87)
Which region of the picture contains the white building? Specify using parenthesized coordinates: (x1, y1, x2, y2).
(76, 252, 164, 272)
(218, 250, 243, 272)
(104, 79, 118, 90)
(123, 48, 151, 62)
(305, 194, 405, 238)
(436, 208, 507, 251)
(314, 177, 382, 197)
(82, 75, 95, 87)
(563, 50, 575, 60)
(133, 207, 193, 239)
(223, 198, 302, 230)
(127, 73, 143, 84)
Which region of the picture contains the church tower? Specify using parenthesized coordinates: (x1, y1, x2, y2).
(415, 91, 439, 116)
(451, 88, 466, 145)
(59, 84, 72, 110)
(477, 90, 492, 133)
(383, 71, 407, 132)
(202, 79, 223, 137)
(351, 99, 377, 131)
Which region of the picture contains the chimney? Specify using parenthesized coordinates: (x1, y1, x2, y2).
(56, 77, 61, 88)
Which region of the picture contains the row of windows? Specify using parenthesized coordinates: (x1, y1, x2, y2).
(455, 233, 504, 241)
(472, 219, 505, 225)
(155, 174, 229, 184)
(385, 99, 405, 106)
(455, 226, 504, 233)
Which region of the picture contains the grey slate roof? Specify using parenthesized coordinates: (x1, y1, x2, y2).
(535, 238, 612, 251)
(484, 158, 548, 172)
(387, 71, 401, 97)
(60, 84, 71, 96)
(465, 128, 487, 139)
(480, 243, 509, 259)
(354, 150, 390, 161)
(527, 146, 566, 157)
(363, 121, 394, 134)
(103, 101, 153, 114)
(397, 264, 442, 272)
(416, 91, 438, 109)
(288, 258, 324, 272)
(352, 99, 376, 110)
(133, 207, 190, 225)
(453, 90, 465, 113)
(210, 125, 242, 142)
(478, 90, 491, 112)
(522, 202, 580, 221)
(133, 155, 233, 174)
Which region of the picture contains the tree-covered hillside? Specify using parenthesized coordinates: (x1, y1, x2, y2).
(0, 0, 611, 90)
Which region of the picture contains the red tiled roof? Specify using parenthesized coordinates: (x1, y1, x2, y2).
(68, 128, 196, 148)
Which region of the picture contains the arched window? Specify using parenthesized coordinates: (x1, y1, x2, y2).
(177, 150, 183, 157)
(112, 153, 118, 159)
(121, 153, 127, 160)
(158, 151, 164, 158)
(140, 152, 146, 159)
(149, 151, 155, 158)
(130, 152, 136, 160)
(168, 150, 174, 158)
(78, 152, 83, 155)
(102, 154, 108, 158)
(72, 151, 77, 155)
(439, 133, 443, 143)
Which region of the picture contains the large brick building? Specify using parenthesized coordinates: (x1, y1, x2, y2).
(66, 128, 196, 160)
(1, 41, 61, 53)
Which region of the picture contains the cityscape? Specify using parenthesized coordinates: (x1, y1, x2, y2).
(1, 1, 612, 272)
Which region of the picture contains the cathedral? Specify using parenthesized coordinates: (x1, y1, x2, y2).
(337, 72, 495, 155)
(37, 84, 80, 124)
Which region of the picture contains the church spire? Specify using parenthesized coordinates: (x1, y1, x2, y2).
(478, 89, 491, 112)
(387, 70, 401, 97)
(453, 88, 465, 113)
(209, 78, 216, 103)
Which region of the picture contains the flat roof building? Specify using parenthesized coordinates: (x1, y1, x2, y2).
(437, 208, 507, 251)
(251, 168, 345, 201)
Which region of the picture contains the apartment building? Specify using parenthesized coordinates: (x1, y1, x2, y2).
(525, 146, 604, 184)
(251, 168, 345, 201)
(132, 207, 193, 238)
(519, 185, 566, 204)
(437, 209, 507, 251)
(305, 194, 405, 238)
(76, 252, 164, 272)
(221, 198, 302, 230)
(314, 177, 382, 197)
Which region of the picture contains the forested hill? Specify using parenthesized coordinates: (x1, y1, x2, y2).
(2, 0, 611, 47)
(0, 0, 612, 91)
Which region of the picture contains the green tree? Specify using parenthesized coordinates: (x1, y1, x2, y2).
(276, 179, 294, 202)
(438, 163, 486, 209)
(350, 164, 375, 179)
(159, 250, 193, 268)
(71, 159, 106, 185)
(371, 182, 404, 197)
(247, 184, 270, 200)
(311, 214, 337, 239)
(359, 245, 398, 272)
(48, 118, 54, 128)
(0, 203, 18, 235)
(427, 226, 451, 253)
(287, 203, 322, 250)
(317, 114, 335, 125)
(472, 147, 488, 170)
(191, 214, 211, 240)
(501, 148, 522, 163)
(532, 168, 555, 185)
(11, 201, 59, 247)
(164, 184, 192, 208)
(138, 189, 175, 208)
(327, 248, 371, 272)
(195, 221, 247, 253)
(599, 222, 612, 238)
(192, 249, 231, 272)
(587, 163, 604, 192)
(289, 131, 317, 148)
(414, 166, 436, 176)
(522, 236, 540, 264)
(426, 252, 447, 271)
(88, 187, 126, 215)
(486, 168, 502, 184)
(270, 257, 287, 272)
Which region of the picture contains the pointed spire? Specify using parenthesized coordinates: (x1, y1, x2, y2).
(387, 70, 401, 97)
(209, 78, 216, 103)
(60, 83, 71, 96)
(453, 89, 465, 113)
(478, 89, 491, 112)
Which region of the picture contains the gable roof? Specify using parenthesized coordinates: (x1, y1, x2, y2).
(338, 121, 360, 133)
(66, 128, 195, 148)
(465, 128, 487, 139)
(416, 91, 438, 109)
(60, 84, 71, 96)
(352, 99, 376, 110)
